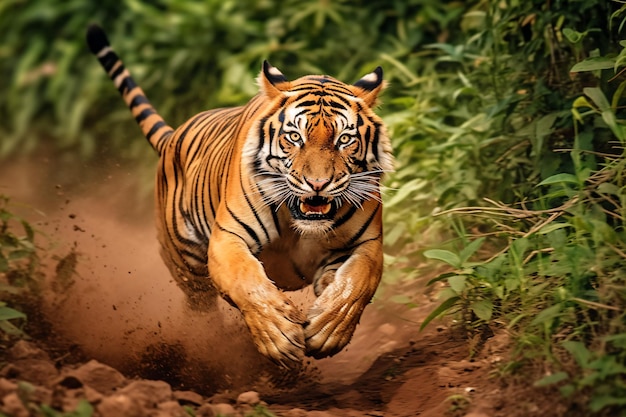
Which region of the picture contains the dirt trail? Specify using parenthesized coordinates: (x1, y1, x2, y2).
(0, 153, 560, 416)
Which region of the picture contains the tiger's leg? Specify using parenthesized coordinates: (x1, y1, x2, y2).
(207, 227, 306, 366)
(304, 238, 383, 358)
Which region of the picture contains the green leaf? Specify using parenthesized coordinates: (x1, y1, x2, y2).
(537, 222, 571, 235)
(459, 237, 485, 265)
(448, 275, 466, 293)
(426, 271, 459, 286)
(589, 395, 626, 412)
(584, 87, 611, 112)
(420, 296, 460, 331)
(562, 340, 591, 368)
(537, 173, 579, 186)
(570, 57, 615, 72)
(562, 28, 586, 44)
(424, 249, 461, 268)
(470, 299, 493, 321)
(0, 320, 27, 337)
(72, 399, 94, 417)
(530, 304, 563, 327)
(533, 371, 569, 387)
(0, 305, 26, 321)
(597, 182, 621, 196)
(384, 178, 428, 208)
(559, 384, 576, 397)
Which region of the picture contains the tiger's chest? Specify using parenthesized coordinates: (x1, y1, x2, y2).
(256, 230, 335, 291)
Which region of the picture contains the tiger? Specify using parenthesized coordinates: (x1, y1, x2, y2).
(86, 24, 394, 366)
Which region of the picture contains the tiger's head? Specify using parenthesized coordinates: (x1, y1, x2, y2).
(245, 61, 394, 235)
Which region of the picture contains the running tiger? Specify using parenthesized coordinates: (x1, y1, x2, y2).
(86, 24, 394, 365)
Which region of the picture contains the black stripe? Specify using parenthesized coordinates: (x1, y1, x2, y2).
(371, 122, 381, 160)
(97, 51, 118, 71)
(347, 204, 380, 247)
(240, 173, 270, 243)
(130, 94, 150, 108)
(146, 120, 167, 141)
(226, 204, 262, 250)
(331, 234, 381, 254)
(118, 76, 137, 94)
(326, 254, 351, 267)
(332, 205, 358, 230)
(271, 206, 281, 236)
(180, 248, 207, 264)
(325, 99, 348, 111)
(135, 108, 156, 123)
(296, 100, 319, 108)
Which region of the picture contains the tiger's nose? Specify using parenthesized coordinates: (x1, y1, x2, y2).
(304, 177, 331, 191)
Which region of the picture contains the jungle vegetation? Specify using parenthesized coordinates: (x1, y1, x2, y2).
(1, 0, 625, 415)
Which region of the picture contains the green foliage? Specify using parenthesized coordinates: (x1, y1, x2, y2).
(419, 6, 626, 412)
(244, 405, 278, 417)
(0, 196, 42, 339)
(0, 301, 27, 338)
(0, 382, 93, 417)
(40, 399, 93, 417)
(0, 0, 470, 159)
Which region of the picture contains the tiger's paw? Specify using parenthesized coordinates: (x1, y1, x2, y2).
(241, 294, 307, 367)
(303, 299, 362, 359)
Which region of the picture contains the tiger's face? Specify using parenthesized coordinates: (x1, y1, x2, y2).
(245, 62, 394, 235)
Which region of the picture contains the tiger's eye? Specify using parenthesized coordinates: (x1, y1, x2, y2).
(288, 132, 301, 143)
(338, 134, 353, 145)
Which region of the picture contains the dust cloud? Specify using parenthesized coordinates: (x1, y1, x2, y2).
(1, 151, 423, 394)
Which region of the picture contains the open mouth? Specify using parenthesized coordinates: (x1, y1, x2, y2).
(289, 196, 336, 220)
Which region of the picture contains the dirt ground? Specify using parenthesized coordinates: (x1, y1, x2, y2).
(0, 153, 571, 417)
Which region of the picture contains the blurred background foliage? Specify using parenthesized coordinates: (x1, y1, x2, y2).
(0, 0, 469, 158)
(2, 0, 626, 414)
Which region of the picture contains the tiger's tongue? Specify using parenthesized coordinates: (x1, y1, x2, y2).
(300, 201, 331, 215)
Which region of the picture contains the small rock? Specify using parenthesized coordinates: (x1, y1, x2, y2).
(0, 378, 18, 397)
(64, 360, 126, 395)
(119, 380, 173, 406)
(97, 394, 142, 417)
(196, 403, 216, 417)
(174, 390, 204, 406)
(84, 385, 104, 403)
(307, 411, 335, 417)
(284, 408, 308, 417)
(157, 400, 187, 416)
(1, 392, 29, 417)
(236, 390, 260, 406)
(9, 340, 50, 361)
(2, 359, 59, 386)
(210, 402, 237, 416)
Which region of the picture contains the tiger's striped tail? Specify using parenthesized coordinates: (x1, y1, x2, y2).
(86, 24, 173, 154)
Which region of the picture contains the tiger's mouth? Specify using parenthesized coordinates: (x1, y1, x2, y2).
(290, 196, 337, 220)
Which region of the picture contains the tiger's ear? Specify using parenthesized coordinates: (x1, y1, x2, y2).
(351, 66, 386, 107)
(258, 60, 290, 98)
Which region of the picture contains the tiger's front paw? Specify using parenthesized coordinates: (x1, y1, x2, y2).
(303, 296, 364, 359)
(240, 293, 307, 366)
